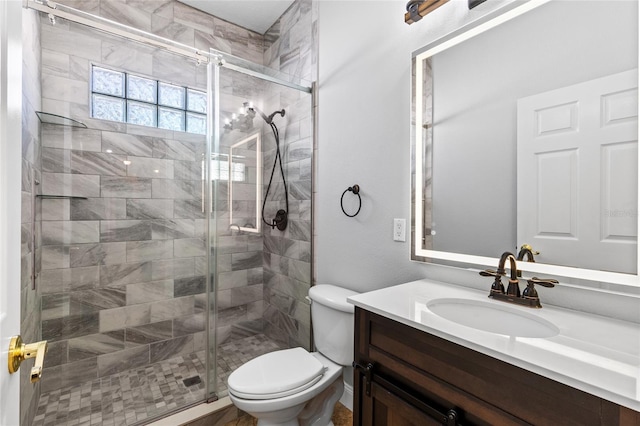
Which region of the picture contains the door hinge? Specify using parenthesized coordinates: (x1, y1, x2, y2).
(353, 361, 374, 396)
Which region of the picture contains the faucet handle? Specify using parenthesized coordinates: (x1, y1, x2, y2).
(480, 269, 502, 278)
(529, 277, 558, 288)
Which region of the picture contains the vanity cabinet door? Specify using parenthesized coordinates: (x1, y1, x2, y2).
(354, 308, 637, 426)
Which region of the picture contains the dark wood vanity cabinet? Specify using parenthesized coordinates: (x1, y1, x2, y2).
(353, 308, 640, 426)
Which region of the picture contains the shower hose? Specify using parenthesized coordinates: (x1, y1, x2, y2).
(261, 120, 289, 231)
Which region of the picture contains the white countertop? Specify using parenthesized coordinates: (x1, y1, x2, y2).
(348, 279, 640, 412)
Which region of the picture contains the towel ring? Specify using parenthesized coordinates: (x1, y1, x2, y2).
(341, 184, 361, 217)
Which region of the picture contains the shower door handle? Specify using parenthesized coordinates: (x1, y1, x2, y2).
(7, 335, 48, 383)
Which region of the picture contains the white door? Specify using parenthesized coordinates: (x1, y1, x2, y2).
(517, 69, 638, 274)
(0, 0, 23, 425)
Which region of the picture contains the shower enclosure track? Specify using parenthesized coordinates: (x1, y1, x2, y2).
(25, 0, 312, 93)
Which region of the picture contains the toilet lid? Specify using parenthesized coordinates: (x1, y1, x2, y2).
(227, 348, 326, 400)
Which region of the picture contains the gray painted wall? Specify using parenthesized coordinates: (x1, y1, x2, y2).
(315, 0, 518, 293)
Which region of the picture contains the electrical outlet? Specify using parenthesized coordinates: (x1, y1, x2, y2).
(393, 218, 406, 242)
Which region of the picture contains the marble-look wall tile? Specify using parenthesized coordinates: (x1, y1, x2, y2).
(174, 199, 205, 219)
(127, 156, 174, 179)
(67, 330, 125, 362)
(39, 266, 101, 294)
(152, 178, 196, 199)
(174, 275, 206, 297)
(126, 199, 174, 219)
(40, 23, 102, 62)
(125, 320, 173, 344)
(69, 242, 127, 267)
(173, 2, 214, 35)
(149, 296, 194, 322)
(42, 125, 102, 152)
(151, 219, 194, 240)
(71, 151, 127, 176)
(151, 258, 195, 280)
(173, 312, 205, 337)
(70, 198, 127, 220)
(101, 176, 152, 198)
(99, 1, 152, 32)
(174, 238, 206, 257)
(41, 220, 100, 245)
(100, 220, 152, 242)
(126, 240, 174, 263)
(42, 312, 100, 341)
(41, 172, 100, 197)
(149, 334, 194, 364)
(97, 345, 150, 377)
(99, 303, 151, 333)
(102, 131, 154, 157)
(42, 74, 89, 105)
(153, 139, 197, 161)
(126, 280, 174, 305)
(100, 261, 153, 287)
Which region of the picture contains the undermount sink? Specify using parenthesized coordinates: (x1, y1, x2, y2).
(426, 298, 560, 338)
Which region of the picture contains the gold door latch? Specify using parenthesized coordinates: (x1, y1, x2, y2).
(8, 335, 48, 383)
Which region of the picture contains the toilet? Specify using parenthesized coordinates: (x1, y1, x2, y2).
(227, 284, 358, 426)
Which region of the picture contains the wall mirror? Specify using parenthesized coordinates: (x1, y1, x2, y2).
(228, 132, 262, 233)
(412, 0, 640, 286)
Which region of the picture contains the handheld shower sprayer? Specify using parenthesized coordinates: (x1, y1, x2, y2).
(243, 102, 289, 231)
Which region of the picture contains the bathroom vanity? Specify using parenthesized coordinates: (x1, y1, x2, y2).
(349, 280, 640, 425)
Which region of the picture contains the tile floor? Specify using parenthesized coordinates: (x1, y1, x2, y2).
(33, 334, 284, 426)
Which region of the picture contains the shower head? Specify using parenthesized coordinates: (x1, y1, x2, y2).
(243, 102, 285, 125)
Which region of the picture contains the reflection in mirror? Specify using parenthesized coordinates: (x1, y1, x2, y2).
(412, 0, 639, 284)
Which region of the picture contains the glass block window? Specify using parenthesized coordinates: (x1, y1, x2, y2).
(91, 65, 207, 135)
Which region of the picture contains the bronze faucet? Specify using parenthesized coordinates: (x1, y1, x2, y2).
(480, 251, 558, 308)
(516, 244, 538, 276)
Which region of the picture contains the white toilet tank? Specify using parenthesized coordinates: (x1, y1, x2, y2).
(308, 284, 358, 366)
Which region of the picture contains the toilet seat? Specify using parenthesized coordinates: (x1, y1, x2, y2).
(228, 347, 326, 400)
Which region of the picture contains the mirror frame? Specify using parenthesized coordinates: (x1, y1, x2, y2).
(412, 0, 640, 287)
(229, 132, 262, 234)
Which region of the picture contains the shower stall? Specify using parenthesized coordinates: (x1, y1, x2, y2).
(19, 1, 314, 424)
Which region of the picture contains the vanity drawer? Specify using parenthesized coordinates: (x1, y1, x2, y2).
(354, 308, 637, 426)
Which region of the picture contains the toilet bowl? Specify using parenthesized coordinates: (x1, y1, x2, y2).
(227, 285, 358, 426)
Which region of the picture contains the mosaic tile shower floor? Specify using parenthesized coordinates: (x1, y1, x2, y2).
(33, 334, 285, 426)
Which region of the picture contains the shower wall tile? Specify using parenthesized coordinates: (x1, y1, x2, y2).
(41, 172, 100, 198)
(101, 176, 153, 198)
(39, 266, 101, 294)
(42, 220, 100, 245)
(67, 330, 125, 362)
(42, 125, 102, 152)
(42, 74, 89, 105)
(151, 219, 195, 240)
(152, 258, 195, 280)
(153, 139, 198, 161)
(125, 320, 173, 345)
(149, 296, 195, 322)
(126, 240, 174, 263)
(101, 40, 154, 76)
(174, 275, 206, 297)
(99, 1, 152, 32)
(173, 312, 205, 336)
(41, 24, 102, 62)
(41, 245, 69, 270)
(126, 280, 174, 305)
(70, 198, 127, 220)
(99, 303, 152, 333)
(173, 1, 214, 35)
(149, 334, 194, 363)
(69, 242, 127, 267)
(42, 312, 100, 342)
(70, 287, 127, 310)
(99, 261, 153, 287)
(126, 199, 174, 219)
(151, 14, 195, 46)
(173, 238, 206, 257)
(71, 151, 128, 176)
(102, 131, 154, 157)
(127, 156, 174, 179)
(152, 178, 197, 199)
(97, 345, 150, 377)
(100, 220, 153, 242)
